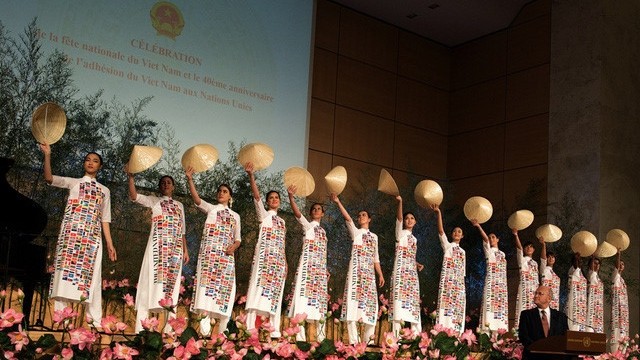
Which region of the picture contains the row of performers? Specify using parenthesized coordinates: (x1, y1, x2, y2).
(38, 144, 628, 347)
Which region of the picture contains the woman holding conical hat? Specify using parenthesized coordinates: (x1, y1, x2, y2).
(431, 203, 466, 335)
(512, 229, 539, 330)
(185, 167, 241, 336)
(472, 220, 508, 332)
(586, 256, 604, 333)
(126, 167, 189, 333)
(566, 253, 588, 331)
(331, 192, 384, 344)
(285, 185, 328, 342)
(39, 143, 117, 325)
(538, 237, 560, 310)
(244, 162, 287, 338)
(611, 249, 629, 352)
(388, 195, 423, 336)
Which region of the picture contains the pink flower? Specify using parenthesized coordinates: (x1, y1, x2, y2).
(428, 348, 440, 358)
(159, 298, 174, 312)
(99, 347, 113, 360)
(61, 347, 74, 360)
(382, 332, 399, 352)
(0, 309, 24, 330)
(69, 327, 98, 350)
(290, 313, 307, 326)
(460, 329, 477, 346)
(184, 338, 203, 355)
(85, 314, 94, 325)
(118, 279, 130, 287)
(3, 350, 16, 360)
(275, 342, 295, 358)
(53, 307, 77, 326)
(122, 294, 134, 307)
(113, 343, 139, 360)
(8, 325, 29, 351)
(101, 315, 127, 334)
(167, 316, 187, 335)
(141, 317, 159, 332)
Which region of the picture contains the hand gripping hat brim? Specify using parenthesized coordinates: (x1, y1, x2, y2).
(181, 144, 219, 173)
(463, 196, 493, 224)
(284, 166, 315, 197)
(31, 102, 67, 145)
(128, 145, 163, 174)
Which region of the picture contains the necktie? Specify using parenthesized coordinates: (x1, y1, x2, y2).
(541, 309, 549, 337)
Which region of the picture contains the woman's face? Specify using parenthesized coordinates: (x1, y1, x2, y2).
(83, 153, 102, 175)
(159, 176, 175, 196)
(547, 254, 556, 266)
(217, 186, 232, 205)
(524, 244, 535, 256)
(310, 204, 324, 221)
(489, 234, 499, 247)
(451, 227, 463, 243)
(357, 211, 371, 228)
(266, 192, 280, 210)
(403, 213, 416, 230)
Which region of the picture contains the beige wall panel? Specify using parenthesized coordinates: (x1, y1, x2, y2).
(508, 15, 551, 73)
(394, 123, 448, 179)
(447, 125, 505, 179)
(312, 48, 338, 102)
(511, 0, 551, 26)
(451, 31, 507, 90)
(449, 78, 506, 134)
(307, 149, 335, 202)
(450, 173, 505, 218)
(503, 165, 548, 216)
(309, 99, 335, 153)
(315, 0, 340, 52)
(339, 8, 398, 71)
(333, 106, 395, 167)
(506, 64, 550, 121)
(331, 155, 385, 198)
(336, 56, 397, 119)
(398, 31, 451, 90)
(504, 114, 549, 170)
(396, 77, 449, 134)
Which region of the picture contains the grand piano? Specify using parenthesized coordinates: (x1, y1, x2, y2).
(0, 157, 48, 328)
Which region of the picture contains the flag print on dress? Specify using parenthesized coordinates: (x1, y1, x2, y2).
(436, 234, 465, 335)
(389, 220, 421, 327)
(540, 258, 561, 310)
(288, 219, 328, 321)
(586, 271, 604, 333)
(611, 269, 628, 349)
(342, 224, 379, 326)
(566, 266, 588, 331)
(50, 176, 109, 303)
(514, 250, 538, 329)
(480, 242, 508, 331)
(192, 202, 241, 318)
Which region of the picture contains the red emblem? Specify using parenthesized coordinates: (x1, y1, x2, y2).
(150, 2, 185, 40)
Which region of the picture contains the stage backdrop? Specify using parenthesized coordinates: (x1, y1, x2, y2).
(2, 0, 314, 171)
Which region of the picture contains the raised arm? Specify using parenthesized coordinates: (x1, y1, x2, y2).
(245, 162, 261, 201)
(330, 193, 352, 223)
(512, 228, 523, 250)
(287, 185, 302, 219)
(471, 219, 488, 242)
(39, 143, 53, 184)
(185, 166, 202, 206)
(616, 249, 622, 271)
(430, 204, 444, 236)
(125, 165, 137, 201)
(396, 195, 403, 222)
(539, 237, 547, 260)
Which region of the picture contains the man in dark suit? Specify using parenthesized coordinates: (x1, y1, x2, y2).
(518, 285, 569, 359)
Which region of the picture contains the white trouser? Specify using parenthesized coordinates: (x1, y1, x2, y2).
(347, 321, 375, 344)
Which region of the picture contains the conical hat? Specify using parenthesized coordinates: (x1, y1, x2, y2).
(507, 210, 534, 230)
(377, 169, 399, 196)
(570, 230, 598, 257)
(31, 102, 67, 144)
(324, 166, 347, 195)
(181, 144, 219, 173)
(237, 142, 274, 171)
(605, 229, 630, 251)
(463, 196, 493, 224)
(593, 241, 617, 258)
(128, 145, 163, 174)
(284, 167, 315, 197)
(414, 179, 443, 208)
(535, 224, 563, 243)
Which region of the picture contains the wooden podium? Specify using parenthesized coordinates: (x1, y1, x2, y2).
(529, 331, 607, 358)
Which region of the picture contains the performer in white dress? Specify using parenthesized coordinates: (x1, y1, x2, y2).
(566, 253, 588, 331)
(538, 237, 560, 310)
(186, 167, 241, 336)
(512, 229, 538, 330)
(331, 193, 384, 345)
(586, 256, 604, 333)
(127, 171, 189, 333)
(473, 220, 508, 332)
(610, 250, 629, 352)
(40, 143, 117, 325)
(431, 204, 466, 335)
(286, 185, 328, 341)
(389, 195, 423, 335)
(244, 163, 287, 338)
